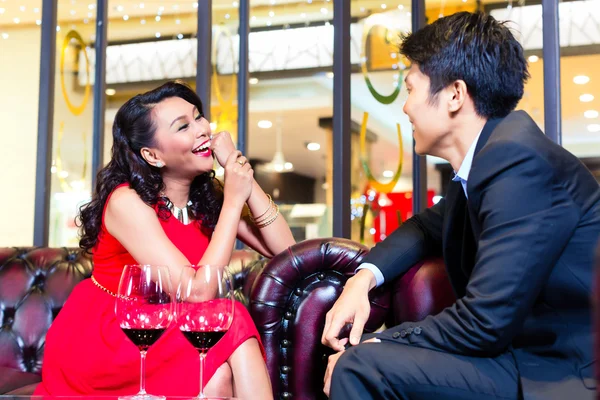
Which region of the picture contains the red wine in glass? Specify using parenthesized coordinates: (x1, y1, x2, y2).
(116, 264, 173, 400)
(178, 265, 234, 399)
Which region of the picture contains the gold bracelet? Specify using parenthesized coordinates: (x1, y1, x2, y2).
(253, 203, 277, 225)
(256, 205, 280, 229)
(91, 275, 135, 301)
(249, 194, 273, 222)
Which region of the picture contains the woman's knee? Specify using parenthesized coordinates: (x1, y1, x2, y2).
(204, 363, 233, 396)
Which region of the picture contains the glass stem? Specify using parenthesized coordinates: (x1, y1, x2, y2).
(199, 352, 206, 398)
(139, 350, 148, 395)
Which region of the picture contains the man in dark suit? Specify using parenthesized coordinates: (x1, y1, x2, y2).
(322, 11, 600, 400)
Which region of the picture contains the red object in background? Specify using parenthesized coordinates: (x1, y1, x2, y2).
(371, 190, 435, 243)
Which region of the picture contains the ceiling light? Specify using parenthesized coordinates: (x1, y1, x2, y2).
(175, 19, 180, 24)
(269, 11, 275, 17)
(381, 3, 387, 9)
(398, 5, 403, 9)
(172, 4, 179, 10)
(105, 88, 116, 96)
(249, 77, 259, 85)
(580, 94, 594, 102)
(155, 32, 160, 38)
(116, 5, 124, 12)
(321, 7, 328, 14)
(266, 21, 272, 26)
(326, 72, 334, 79)
(140, 19, 146, 24)
(270, 0, 276, 4)
(225, 13, 230, 19)
(251, 16, 256, 21)
(177, 33, 183, 39)
(300, 12, 306, 17)
(382, 170, 394, 178)
(13, 17, 20, 24)
(123, 14, 129, 20)
(59, 171, 69, 178)
(19, 5, 25, 11)
(258, 120, 273, 129)
(51, 166, 57, 174)
(573, 75, 590, 85)
(83, 18, 89, 24)
(306, 142, 320, 151)
(87, 12, 93, 17)
(284, 162, 293, 170)
(233, 1, 238, 6)
(193, 2, 198, 8)
(307, 0, 312, 3)
(139, 2, 144, 8)
(88, 4, 94, 9)
(587, 124, 600, 133)
(155, 15, 161, 21)
(34, 7, 40, 12)
(528, 55, 539, 63)
(36, 19, 41, 25)
(1, 33, 8, 39)
(56, 25, 60, 31)
(158, 6, 164, 12)
(407, 12, 411, 16)
(584, 110, 599, 119)
(209, 122, 217, 131)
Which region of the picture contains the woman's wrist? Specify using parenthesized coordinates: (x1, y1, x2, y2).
(222, 195, 246, 211)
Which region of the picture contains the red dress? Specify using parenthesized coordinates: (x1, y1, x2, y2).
(35, 184, 264, 396)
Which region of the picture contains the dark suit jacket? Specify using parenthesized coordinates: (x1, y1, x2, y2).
(367, 111, 600, 399)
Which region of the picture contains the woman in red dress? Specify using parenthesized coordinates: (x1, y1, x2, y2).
(34, 81, 295, 398)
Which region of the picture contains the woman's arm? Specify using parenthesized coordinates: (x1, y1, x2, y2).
(236, 180, 296, 258)
(105, 186, 191, 290)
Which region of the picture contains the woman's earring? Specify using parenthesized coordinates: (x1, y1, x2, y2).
(155, 161, 164, 168)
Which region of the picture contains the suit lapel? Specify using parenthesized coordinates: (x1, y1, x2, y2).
(443, 180, 470, 298)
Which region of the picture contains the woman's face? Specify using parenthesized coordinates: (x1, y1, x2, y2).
(146, 96, 213, 178)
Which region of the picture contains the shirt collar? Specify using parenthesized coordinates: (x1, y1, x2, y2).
(453, 129, 483, 183)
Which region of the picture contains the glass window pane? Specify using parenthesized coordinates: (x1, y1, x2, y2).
(350, 1, 414, 247)
(558, 0, 600, 182)
(49, 2, 97, 246)
(0, 1, 42, 245)
(247, 1, 333, 242)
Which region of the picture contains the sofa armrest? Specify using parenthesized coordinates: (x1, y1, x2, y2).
(249, 238, 391, 400)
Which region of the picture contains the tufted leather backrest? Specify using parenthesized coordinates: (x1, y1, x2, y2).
(0, 247, 93, 376)
(250, 238, 392, 400)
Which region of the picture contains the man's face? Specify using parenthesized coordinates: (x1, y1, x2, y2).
(403, 64, 451, 156)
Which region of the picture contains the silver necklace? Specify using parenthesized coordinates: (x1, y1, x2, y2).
(164, 198, 193, 225)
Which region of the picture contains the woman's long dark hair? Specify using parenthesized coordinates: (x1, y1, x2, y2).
(78, 81, 222, 252)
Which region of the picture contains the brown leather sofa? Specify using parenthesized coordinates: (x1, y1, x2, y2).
(0, 238, 455, 399)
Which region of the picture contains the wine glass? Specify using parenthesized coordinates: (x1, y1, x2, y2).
(177, 265, 235, 399)
(116, 264, 173, 400)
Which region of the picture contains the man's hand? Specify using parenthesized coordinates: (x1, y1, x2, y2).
(323, 337, 380, 397)
(321, 269, 376, 351)
(323, 347, 345, 398)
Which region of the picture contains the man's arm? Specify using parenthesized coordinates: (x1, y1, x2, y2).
(322, 191, 446, 350)
(357, 197, 446, 286)
(377, 141, 580, 356)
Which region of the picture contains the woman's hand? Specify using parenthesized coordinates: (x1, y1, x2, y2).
(223, 151, 253, 208)
(211, 131, 237, 167)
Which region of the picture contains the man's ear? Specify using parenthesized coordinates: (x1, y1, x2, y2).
(447, 80, 468, 113)
(140, 147, 165, 168)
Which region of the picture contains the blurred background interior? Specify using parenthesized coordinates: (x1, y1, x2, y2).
(1, 0, 599, 248)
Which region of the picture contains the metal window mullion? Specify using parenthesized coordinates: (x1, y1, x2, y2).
(33, 0, 58, 246)
(333, 0, 351, 238)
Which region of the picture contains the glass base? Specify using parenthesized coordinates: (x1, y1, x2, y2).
(118, 394, 166, 400)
